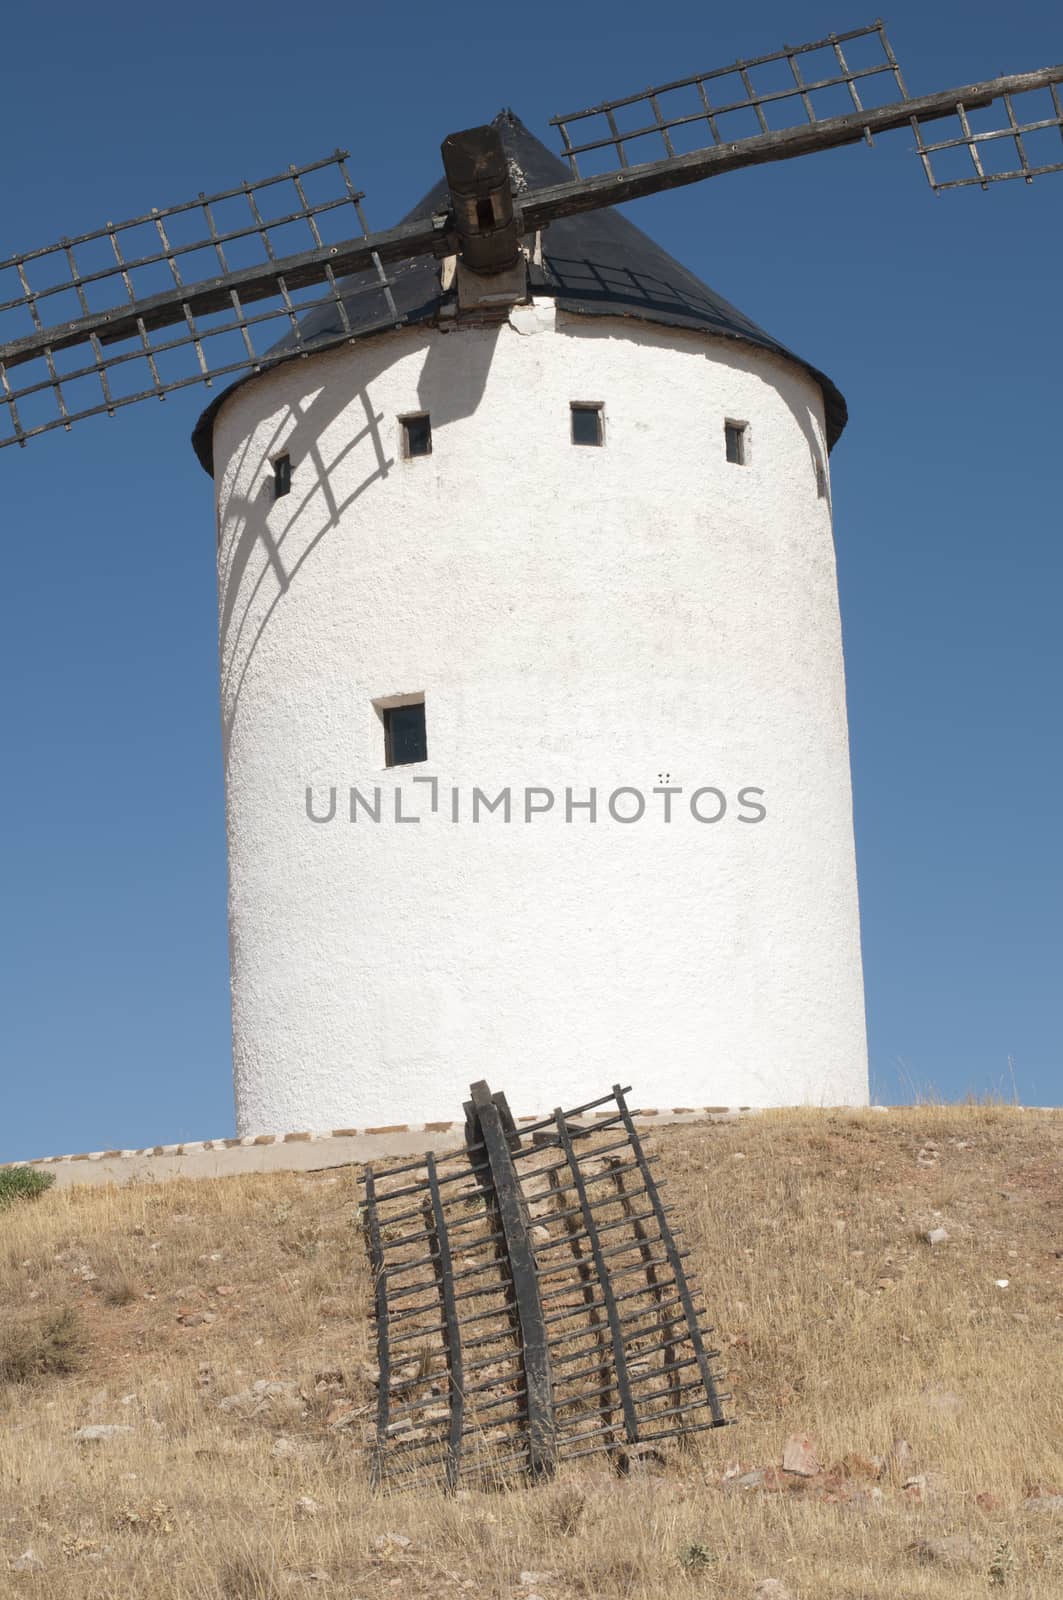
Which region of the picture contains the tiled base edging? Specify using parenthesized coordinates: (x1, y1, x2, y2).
(4, 1106, 753, 1189)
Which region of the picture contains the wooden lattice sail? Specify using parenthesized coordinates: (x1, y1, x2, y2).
(360, 1082, 730, 1489)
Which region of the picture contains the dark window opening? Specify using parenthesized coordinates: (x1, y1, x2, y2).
(475, 196, 495, 228)
(724, 422, 747, 465)
(816, 458, 828, 498)
(401, 414, 432, 458)
(273, 453, 292, 498)
(571, 402, 604, 447)
(383, 700, 427, 767)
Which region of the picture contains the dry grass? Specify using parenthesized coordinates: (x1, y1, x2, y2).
(0, 1106, 1060, 1598)
(0, 1305, 84, 1384)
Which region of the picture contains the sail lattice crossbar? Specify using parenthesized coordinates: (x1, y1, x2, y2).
(0, 153, 399, 449)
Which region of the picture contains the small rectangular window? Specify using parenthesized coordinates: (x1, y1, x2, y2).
(273, 454, 292, 498)
(571, 402, 604, 447)
(383, 699, 427, 766)
(815, 458, 828, 498)
(401, 414, 432, 458)
(724, 422, 747, 466)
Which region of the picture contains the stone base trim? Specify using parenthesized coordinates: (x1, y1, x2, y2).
(10, 1104, 1043, 1191)
(3, 1106, 756, 1189)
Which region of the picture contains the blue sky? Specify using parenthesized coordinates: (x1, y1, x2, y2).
(1, 1, 1060, 1160)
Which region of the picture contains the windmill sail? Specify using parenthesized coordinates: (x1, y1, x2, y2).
(0, 153, 408, 449)
(2, 18, 1061, 451)
(551, 22, 913, 177)
(550, 22, 1063, 197)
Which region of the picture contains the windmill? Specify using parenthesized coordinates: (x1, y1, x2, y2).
(3, 22, 1060, 1136)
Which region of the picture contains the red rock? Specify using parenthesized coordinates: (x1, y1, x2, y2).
(976, 1492, 1004, 1511)
(782, 1433, 821, 1477)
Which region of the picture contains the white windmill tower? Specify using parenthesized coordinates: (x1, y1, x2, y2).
(3, 23, 1060, 1135)
(195, 109, 863, 1133)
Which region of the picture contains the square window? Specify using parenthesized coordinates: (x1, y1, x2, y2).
(724, 421, 747, 465)
(571, 402, 604, 447)
(273, 453, 292, 498)
(383, 699, 427, 766)
(401, 414, 432, 458)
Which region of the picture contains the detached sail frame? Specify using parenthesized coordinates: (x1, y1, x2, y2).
(361, 1080, 730, 1490)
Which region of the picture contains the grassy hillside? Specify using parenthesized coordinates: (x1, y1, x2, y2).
(1, 1106, 1060, 1598)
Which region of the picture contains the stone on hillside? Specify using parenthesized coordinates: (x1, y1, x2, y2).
(1023, 1495, 1063, 1512)
(217, 1389, 254, 1412)
(519, 1573, 559, 1587)
(11, 1550, 43, 1572)
(925, 1227, 949, 1246)
(372, 1534, 413, 1553)
(752, 1581, 794, 1599)
(219, 1379, 304, 1420)
(782, 1434, 820, 1477)
(295, 1495, 323, 1519)
(271, 1435, 318, 1460)
(74, 1424, 134, 1442)
(847, 1486, 885, 1508)
(325, 1401, 358, 1430)
(908, 1534, 979, 1568)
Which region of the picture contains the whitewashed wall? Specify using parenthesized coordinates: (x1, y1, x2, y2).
(212, 304, 868, 1132)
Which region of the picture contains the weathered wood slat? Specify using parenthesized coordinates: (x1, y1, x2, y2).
(470, 1081, 557, 1480)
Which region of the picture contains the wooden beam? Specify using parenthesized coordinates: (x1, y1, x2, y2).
(522, 63, 1063, 225)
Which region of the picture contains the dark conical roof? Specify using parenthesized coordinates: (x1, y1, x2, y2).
(191, 111, 846, 474)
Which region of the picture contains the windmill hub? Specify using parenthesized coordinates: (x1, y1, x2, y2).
(441, 123, 524, 274)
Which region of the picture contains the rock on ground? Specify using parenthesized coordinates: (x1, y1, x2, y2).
(908, 1534, 980, 1568)
(753, 1581, 794, 1599)
(270, 1436, 319, 1460)
(782, 1433, 820, 1476)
